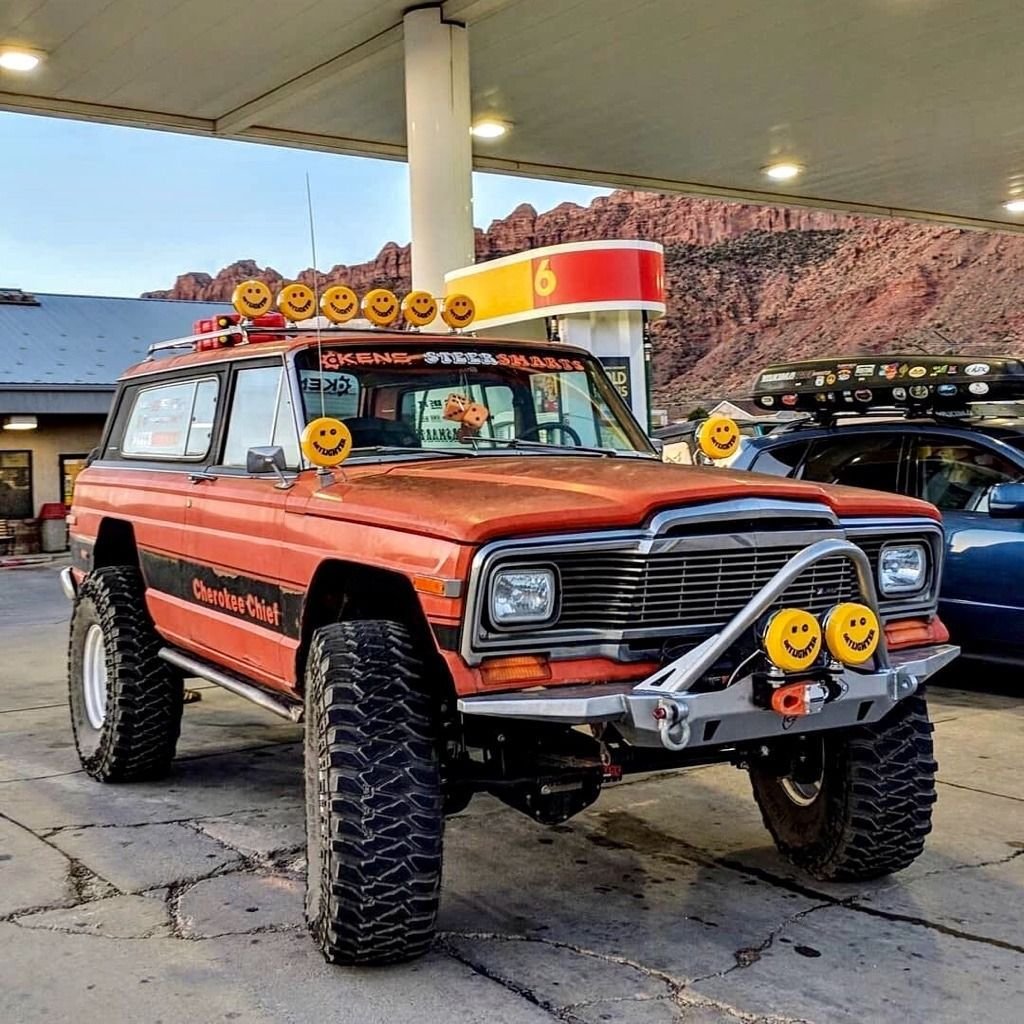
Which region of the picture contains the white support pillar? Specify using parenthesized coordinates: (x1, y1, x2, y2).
(403, 6, 475, 297)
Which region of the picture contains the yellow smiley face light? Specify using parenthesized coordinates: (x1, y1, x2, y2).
(762, 608, 823, 673)
(301, 417, 353, 468)
(232, 279, 273, 319)
(277, 283, 317, 322)
(320, 285, 358, 324)
(696, 416, 741, 460)
(361, 288, 400, 327)
(824, 602, 880, 665)
(401, 290, 438, 327)
(441, 293, 476, 329)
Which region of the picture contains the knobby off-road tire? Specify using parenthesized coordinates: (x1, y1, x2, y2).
(68, 566, 184, 781)
(749, 694, 937, 881)
(304, 619, 443, 965)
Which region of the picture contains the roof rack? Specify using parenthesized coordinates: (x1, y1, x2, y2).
(750, 354, 1024, 425)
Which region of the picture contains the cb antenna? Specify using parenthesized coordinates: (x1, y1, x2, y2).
(305, 172, 326, 419)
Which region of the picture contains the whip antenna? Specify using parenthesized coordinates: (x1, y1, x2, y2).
(305, 172, 326, 418)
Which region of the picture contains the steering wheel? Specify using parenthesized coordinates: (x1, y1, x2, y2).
(518, 421, 583, 446)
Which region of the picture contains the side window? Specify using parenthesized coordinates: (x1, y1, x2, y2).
(122, 377, 219, 459)
(750, 441, 808, 478)
(914, 439, 1022, 511)
(222, 365, 300, 468)
(800, 434, 904, 492)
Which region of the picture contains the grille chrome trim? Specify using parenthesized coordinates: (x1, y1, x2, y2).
(461, 500, 943, 666)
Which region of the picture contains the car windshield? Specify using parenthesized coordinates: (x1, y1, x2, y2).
(293, 342, 653, 457)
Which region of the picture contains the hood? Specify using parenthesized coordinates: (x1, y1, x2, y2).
(302, 455, 939, 543)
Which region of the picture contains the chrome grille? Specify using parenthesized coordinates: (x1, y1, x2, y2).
(552, 547, 859, 631)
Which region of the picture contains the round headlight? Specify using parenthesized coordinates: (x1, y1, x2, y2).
(490, 567, 557, 626)
(879, 543, 927, 596)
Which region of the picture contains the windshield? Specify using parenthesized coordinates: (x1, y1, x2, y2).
(293, 342, 653, 457)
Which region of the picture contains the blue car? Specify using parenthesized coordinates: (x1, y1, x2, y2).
(730, 358, 1024, 665)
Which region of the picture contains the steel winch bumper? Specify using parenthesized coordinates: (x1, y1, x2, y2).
(458, 539, 960, 751)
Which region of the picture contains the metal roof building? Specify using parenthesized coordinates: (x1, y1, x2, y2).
(0, 289, 231, 414)
(0, 289, 230, 531)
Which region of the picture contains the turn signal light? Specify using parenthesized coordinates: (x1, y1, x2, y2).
(480, 654, 551, 687)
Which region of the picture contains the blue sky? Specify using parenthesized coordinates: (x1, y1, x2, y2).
(0, 112, 608, 298)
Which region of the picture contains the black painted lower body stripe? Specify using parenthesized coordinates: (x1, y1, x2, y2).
(139, 549, 304, 639)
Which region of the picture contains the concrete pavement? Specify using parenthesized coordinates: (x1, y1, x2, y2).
(1, 565, 1021, 1023)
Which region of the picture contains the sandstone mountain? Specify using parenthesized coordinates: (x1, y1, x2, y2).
(143, 191, 1024, 416)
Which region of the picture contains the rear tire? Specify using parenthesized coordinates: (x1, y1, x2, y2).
(68, 566, 183, 781)
(304, 619, 443, 965)
(749, 694, 937, 881)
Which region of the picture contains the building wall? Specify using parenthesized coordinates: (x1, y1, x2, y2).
(0, 415, 105, 515)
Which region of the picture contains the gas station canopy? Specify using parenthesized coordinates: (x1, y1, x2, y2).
(2, 0, 1024, 233)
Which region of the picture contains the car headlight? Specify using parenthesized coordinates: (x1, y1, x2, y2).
(490, 567, 557, 626)
(879, 543, 927, 595)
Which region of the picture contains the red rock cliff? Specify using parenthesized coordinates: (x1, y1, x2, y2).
(143, 191, 1024, 415)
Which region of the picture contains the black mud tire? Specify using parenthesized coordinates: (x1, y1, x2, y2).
(749, 694, 937, 881)
(68, 566, 184, 782)
(304, 619, 443, 965)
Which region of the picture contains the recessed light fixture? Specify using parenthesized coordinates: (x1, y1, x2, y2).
(3, 414, 38, 431)
(0, 47, 44, 72)
(1003, 198, 1024, 214)
(762, 161, 804, 182)
(471, 119, 511, 140)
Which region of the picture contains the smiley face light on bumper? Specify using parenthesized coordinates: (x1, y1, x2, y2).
(232, 279, 273, 319)
(320, 285, 358, 324)
(362, 288, 400, 327)
(277, 283, 317, 322)
(824, 602, 880, 665)
(301, 417, 353, 468)
(696, 415, 740, 459)
(762, 608, 823, 673)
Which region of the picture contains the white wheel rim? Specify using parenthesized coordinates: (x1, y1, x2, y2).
(780, 777, 821, 807)
(82, 624, 108, 730)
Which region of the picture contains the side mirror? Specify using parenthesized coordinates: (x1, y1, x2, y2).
(989, 481, 1024, 518)
(246, 445, 286, 474)
(246, 446, 292, 490)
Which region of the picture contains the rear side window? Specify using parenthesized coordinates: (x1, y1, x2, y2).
(122, 378, 219, 459)
(750, 441, 808, 477)
(800, 434, 904, 492)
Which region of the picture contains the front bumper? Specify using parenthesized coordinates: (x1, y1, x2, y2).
(459, 538, 959, 751)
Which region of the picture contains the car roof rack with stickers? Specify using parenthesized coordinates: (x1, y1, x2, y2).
(751, 355, 1024, 426)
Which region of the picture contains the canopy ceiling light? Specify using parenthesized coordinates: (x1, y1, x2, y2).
(471, 118, 511, 140)
(762, 161, 804, 182)
(2, 415, 38, 430)
(1003, 198, 1024, 214)
(0, 48, 44, 72)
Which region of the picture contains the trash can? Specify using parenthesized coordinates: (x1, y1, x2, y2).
(39, 503, 68, 553)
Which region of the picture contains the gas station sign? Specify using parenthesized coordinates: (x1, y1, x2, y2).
(444, 240, 665, 330)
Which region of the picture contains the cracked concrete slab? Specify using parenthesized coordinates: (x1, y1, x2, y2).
(175, 871, 304, 938)
(0, 816, 72, 916)
(14, 893, 171, 938)
(695, 902, 1024, 1024)
(47, 822, 243, 893)
(3, 566, 1024, 1024)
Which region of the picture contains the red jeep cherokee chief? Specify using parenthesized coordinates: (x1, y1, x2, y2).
(63, 283, 957, 965)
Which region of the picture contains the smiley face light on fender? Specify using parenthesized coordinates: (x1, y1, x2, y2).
(762, 607, 822, 673)
(362, 288, 400, 327)
(301, 417, 352, 468)
(695, 415, 740, 460)
(824, 603, 880, 665)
